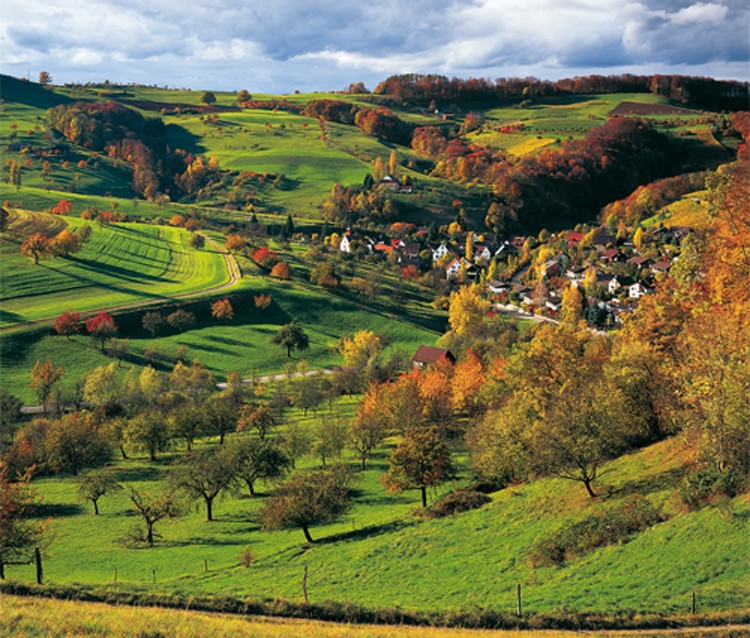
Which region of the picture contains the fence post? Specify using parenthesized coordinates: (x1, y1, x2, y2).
(691, 591, 697, 614)
(114, 567, 118, 584)
(35, 548, 43, 585)
(516, 583, 522, 617)
(204, 559, 208, 573)
(302, 565, 309, 604)
(152, 568, 156, 584)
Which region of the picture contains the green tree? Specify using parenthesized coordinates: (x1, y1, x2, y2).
(43, 412, 112, 476)
(78, 469, 122, 515)
(142, 311, 165, 337)
(229, 438, 290, 496)
(170, 448, 236, 521)
(127, 487, 181, 547)
(29, 360, 63, 409)
(312, 415, 346, 468)
(272, 322, 310, 358)
(167, 404, 205, 451)
(201, 91, 217, 105)
(382, 427, 456, 507)
(260, 467, 352, 543)
(125, 413, 170, 461)
(0, 390, 22, 453)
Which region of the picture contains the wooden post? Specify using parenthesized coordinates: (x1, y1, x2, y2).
(152, 568, 156, 584)
(35, 548, 43, 585)
(302, 565, 309, 604)
(516, 583, 522, 617)
(204, 559, 208, 573)
(114, 567, 118, 584)
(691, 591, 696, 614)
(0, 559, 4, 580)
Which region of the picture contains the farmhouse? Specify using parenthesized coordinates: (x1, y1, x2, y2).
(412, 345, 456, 370)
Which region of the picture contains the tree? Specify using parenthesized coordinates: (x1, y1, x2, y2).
(170, 448, 235, 521)
(43, 412, 112, 475)
(20, 233, 50, 265)
(201, 91, 217, 105)
(210, 298, 234, 320)
(236, 89, 251, 104)
(224, 234, 246, 253)
(451, 350, 485, 414)
(190, 233, 206, 249)
(388, 149, 399, 177)
(0, 390, 22, 453)
(312, 415, 346, 467)
(142, 311, 165, 337)
(29, 360, 63, 408)
(382, 427, 456, 507)
(78, 469, 121, 515)
(127, 487, 181, 547)
(38, 71, 52, 85)
(203, 394, 239, 444)
(284, 214, 295, 238)
(447, 285, 490, 337)
(278, 422, 311, 469)
(166, 309, 196, 333)
(167, 404, 205, 451)
(270, 260, 290, 279)
(0, 464, 44, 579)
(125, 413, 170, 461)
(52, 200, 72, 215)
(237, 404, 274, 440)
(260, 467, 352, 543)
(349, 410, 386, 471)
(50, 229, 82, 256)
(85, 311, 117, 352)
(54, 311, 81, 340)
(272, 322, 309, 358)
(170, 360, 215, 404)
(229, 438, 290, 496)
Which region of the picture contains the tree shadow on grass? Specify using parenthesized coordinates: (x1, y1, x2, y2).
(603, 465, 687, 500)
(313, 519, 413, 546)
(30, 503, 85, 518)
(113, 466, 168, 483)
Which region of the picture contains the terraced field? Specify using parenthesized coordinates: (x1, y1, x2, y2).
(0, 210, 232, 327)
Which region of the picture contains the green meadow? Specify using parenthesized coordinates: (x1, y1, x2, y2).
(4, 432, 748, 616)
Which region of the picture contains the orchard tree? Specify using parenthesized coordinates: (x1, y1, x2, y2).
(167, 404, 205, 451)
(170, 448, 236, 521)
(78, 469, 122, 515)
(29, 359, 63, 408)
(349, 409, 386, 471)
(312, 415, 346, 468)
(260, 466, 352, 543)
(272, 322, 309, 358)
(127, 487, 181, 547)
(125, 413, 170, 461)
(85, 310, 117, 352)
(0, 464, 45, 579)
(210, 298, 234, 320)
(190, 233, 205, 250)
(167, 309, 196, 333)
(270, 261, 290, 279)
(225, 234, 246, 253)
(382, 427, 456, 507)
(229, 438, 290, 496)
(54, 311, 81, 340)
(142, 311, 165, 337)
(38, 71, 52, 85)
(44, 412, 112, 475)
(20, 233, 50, 265)
(201, 91, 217, 105)
(0, 390, 22, 453)
(237, 404, 275, 440)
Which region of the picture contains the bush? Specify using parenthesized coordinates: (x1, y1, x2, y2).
(420, 489, 491, 519)
(679, 467, 745, 510)
(529, 495, 664, 567)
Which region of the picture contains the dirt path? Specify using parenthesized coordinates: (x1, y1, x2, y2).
(0, 232, 240, 334)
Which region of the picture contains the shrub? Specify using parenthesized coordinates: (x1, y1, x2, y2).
(679, 467, 745, 510)
(529, 495, 664, 567)
(420, 489, 491, 518)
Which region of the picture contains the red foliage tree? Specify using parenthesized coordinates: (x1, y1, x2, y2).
(85, 310, 117, 352)
(52, 200, 73, 215)
(54, 311, 82, 340)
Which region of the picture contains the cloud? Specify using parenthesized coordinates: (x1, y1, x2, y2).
(1, 0, 747, 92)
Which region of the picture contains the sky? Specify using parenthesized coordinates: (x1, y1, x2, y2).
(2, 0, 749, 93)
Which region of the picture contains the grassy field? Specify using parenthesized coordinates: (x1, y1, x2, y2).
(4, 433, 748, 616)
(0, 210, 231, 327)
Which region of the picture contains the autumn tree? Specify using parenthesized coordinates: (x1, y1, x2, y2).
(38, 71, 52, 85)
(237, 404, 275, 440)
(166, 309, 195, 333)
(29, 360, 63, 409)
(210, 297, 234, 320)
(225, 234, 246, 253)
(382, 426, 456, 507)
(272, 322, 309, 358)
(43, 412, 112, 475)
(170, 448, 236, 521)
(85, 310, 117, 352)
(50, 229, 82, 256)
(54, 311, 81, 340)
(77, 469, 121, 515)
(127, 487, 181, 547)
(0, 464, 44, 579)
(82, 362, 122, 413)
(20, 233, 50, 265)
(142, 311, 165, 337)
(447, 285, 490, 338)
(270, 260, 290, 279)
(450, 350, 485, 414)
(260, 466, 352, 543)
(349, 409, 386, 471)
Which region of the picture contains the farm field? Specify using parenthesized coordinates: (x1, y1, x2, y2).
(4, 435, 748, 616)
(0, 210, 232, 327)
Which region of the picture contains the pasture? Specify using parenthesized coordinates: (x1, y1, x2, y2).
(3, 433, 748, 616)
(0, 210, 232, 327)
